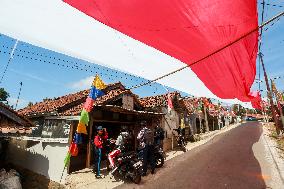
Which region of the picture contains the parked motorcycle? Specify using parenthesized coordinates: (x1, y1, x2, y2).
(177, 134, 187, 152)
(153, 144, 165, 168)
(137, 144, 165, 169)
(111, 151, 142, 184)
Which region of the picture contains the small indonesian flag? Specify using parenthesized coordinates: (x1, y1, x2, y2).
(167, 93, 173, 112)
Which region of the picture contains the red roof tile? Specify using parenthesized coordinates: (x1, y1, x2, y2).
(0, 102, 33, 127)
(59, 88, 133, 116)
(139, 92, 180, 108)
(17, 82, 141, 116)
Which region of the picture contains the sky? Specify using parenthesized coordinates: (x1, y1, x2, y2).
(0, 1, 283, 110)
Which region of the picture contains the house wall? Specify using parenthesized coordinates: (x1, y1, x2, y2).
(161, 107, 179, 152)
(7, 138, 68, 183)
(188, 114, 198, 134)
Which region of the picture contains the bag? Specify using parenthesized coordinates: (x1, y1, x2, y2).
(143, 129, 154, 145)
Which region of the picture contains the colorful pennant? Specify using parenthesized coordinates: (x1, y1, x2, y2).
(80, 109, 89, 125)
(64, 75, 106, 167)
(83, 97, 95, 112)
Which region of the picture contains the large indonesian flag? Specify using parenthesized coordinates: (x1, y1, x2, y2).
(0, 0, 259, 108)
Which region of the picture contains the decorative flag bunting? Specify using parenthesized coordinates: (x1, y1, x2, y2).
(167, 93, 173, 113)
(79, 110, 89, 126)
(83, 97, 95, 112)
(92, 75, 106, 90)
(64, 152, 71, 168)
(64, 75, 106, 167)
(77, 122, 87, 135)
(89, 86, 104, 100)
(74, 133, 83, 144)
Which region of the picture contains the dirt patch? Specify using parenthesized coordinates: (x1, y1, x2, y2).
(265, 122, 284, 158)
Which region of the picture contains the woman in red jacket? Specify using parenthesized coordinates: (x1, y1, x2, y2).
(93, 126, 108, 178)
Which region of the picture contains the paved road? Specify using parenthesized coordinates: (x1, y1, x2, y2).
(117, 122, 269, 189)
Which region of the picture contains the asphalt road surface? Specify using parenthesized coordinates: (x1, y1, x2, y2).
(117, 122, 269, 189)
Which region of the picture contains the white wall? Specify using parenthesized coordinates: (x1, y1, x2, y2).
(7, 138, 69, 183)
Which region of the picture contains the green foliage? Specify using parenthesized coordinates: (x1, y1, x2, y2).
(27, 102, 33, 107)
(231, 104, 246, 116)
(0, 88, 9, 101)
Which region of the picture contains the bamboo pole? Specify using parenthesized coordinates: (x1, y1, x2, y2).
(259, 53, 280, 134)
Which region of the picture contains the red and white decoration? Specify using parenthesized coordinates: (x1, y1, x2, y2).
(0, 0, 259, 108)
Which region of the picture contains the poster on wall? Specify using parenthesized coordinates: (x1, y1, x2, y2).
(41, 119, 71, 138)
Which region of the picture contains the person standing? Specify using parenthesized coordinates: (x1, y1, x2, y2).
(137, 121, 155, 176)
(154, 120, 165, 148)
(93, 126, 108, 178)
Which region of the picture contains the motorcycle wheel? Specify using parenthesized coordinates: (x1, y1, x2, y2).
(155, 154, 164, 168)
(129, 164, 141, 184)
(181, 141, 187, 152)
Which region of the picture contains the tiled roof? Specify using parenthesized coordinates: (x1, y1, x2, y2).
(139, 92, 180, 108)
(0, 102, 33, 135)
(182, 98, 197, 113)
(59, 88, 133, 116)
(0, 102, 33, 127)
(18, 82, 126, 116)
(18, 89, 89, 116)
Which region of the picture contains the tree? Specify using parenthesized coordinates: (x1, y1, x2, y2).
(231, 104, 246, 116)
(27, 102, 33, 107)
(0, 88, 9, 102)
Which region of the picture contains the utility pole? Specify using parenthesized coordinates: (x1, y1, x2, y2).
(203, 104, 209, 132)
(15, 81, 23, 110)
(259, 53, 280, 134)
(271, 79, 284, 129)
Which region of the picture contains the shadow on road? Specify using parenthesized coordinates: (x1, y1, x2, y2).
(117, 122, 267, 189)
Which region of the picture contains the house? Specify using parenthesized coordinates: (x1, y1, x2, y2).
(0, 102, 34, 168)
(182, 97, 207, 135)
(0, 102, 33, 135)
(139, 92, 203, 151)
(7, 82, 163, 184)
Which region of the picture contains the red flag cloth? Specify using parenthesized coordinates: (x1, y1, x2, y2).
(64, 0, 258, 102)
(167, 93, 173, 111)
(83, 97, 95, 112)
(250, 91, 262, 110)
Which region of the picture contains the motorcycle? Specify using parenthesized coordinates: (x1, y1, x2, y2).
(111, 151, 142, 184)
(137, 144, 165, 169)
(177, 134, 187, 152)
(153, 144, 165, 168)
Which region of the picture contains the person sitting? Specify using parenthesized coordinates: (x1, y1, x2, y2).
(108, 126, 130, 174)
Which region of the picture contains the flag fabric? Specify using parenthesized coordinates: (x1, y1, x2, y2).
(250, 91, 262, 110)
(92, 75, 106, 90)
(64, 0, 259, 105)
(83, 97, 95, 112)
(64, 75, 106, 166)
(89, 87, 104, 100)
(64, 152, 71, 168)
(76, 121, 88, 135)
(167, 93, 173, 112)
(0, 1, 258, 108)
(74, 133, 83, 144)
(79, 109, 89, 125)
